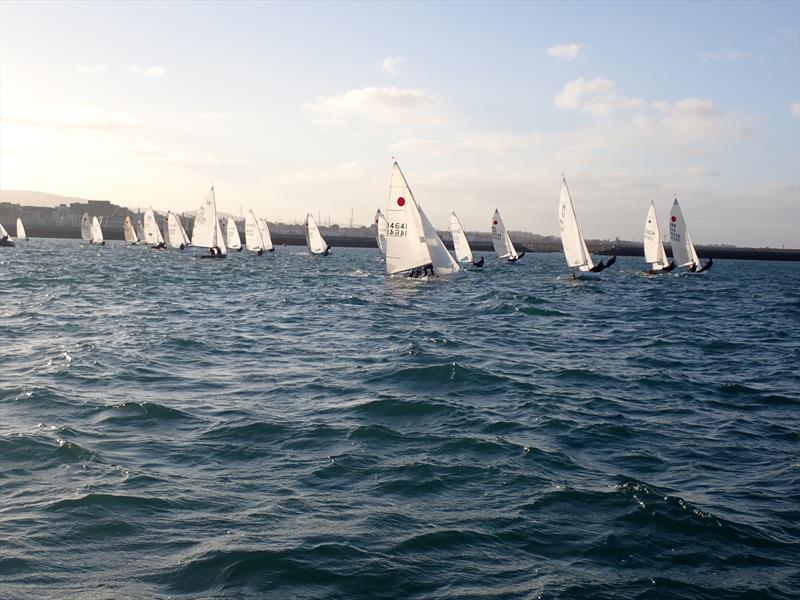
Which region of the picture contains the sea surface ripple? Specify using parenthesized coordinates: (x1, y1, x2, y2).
(1, 239, 798, 599)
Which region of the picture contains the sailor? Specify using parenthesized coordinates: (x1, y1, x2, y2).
(257, 249, 264, 256)
(664, 261, 676, 272)
(605, 256, 616, 268)
(179, 243, 185, 250)
(689, 262, 698, 272)
(473, 256, 485, 267)
(589, 260, 605, 273)
(698, 258, 713, 272)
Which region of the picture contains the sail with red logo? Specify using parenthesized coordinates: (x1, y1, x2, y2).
(669, 198, 712, 272)
(490, 209, 520, 261)
(384, 162, 462, 278)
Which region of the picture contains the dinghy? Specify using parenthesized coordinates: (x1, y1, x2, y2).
(226, 216, 242, 251)
(451, 212, 483, 267)
(374, 209, 388, 255)
(0, 222, 14, 247)
(306, 214, 330, 255)
(134, 218, 146, 245)
(80, 212, 93, 242)
(166, 212, 189, 249)
(144, 207, 166, 248)
(669, 198, 712, 273)
(192, 186, 227, 258)
(257, 218, 274, 252)
(91, 216, 105, 245)
(643, 201, 674, 274)
(491, 209, 524, 262)
(16, 218, 28, 241)
(245, 210, 267, 255)
(123, 216, 139, 244)
(176, 215, 191, 247)
(558, 176, 614, 279)
(385, 162, 463, 279)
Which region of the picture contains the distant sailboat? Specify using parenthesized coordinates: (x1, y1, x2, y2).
(643, 202, 674, 274)
(91, 216, 105, 245)
(123, 216, 139, 244)
(374, 209, 388, 255)
(16, 218, 28, 241)
(257, 218, 274, 252)
(80, 212, 93, 242)
(0, 222, 14, 246)
(385, 162, 463, 279)
(176, 214, 191, 248)
(192, 186, 227, 258)
(226, 216, 242, 251)
(558, 176, 614, 279)
(134, 218, 146, 245)
(166, 212, 188, 249)
(450, 212, 483, 267)
(306, 214, 330, 255)
(245, 210, 266, 254)
(144, 207, 166, 248)
(491, 209, 524, 263)
(669, 198, 712, 273)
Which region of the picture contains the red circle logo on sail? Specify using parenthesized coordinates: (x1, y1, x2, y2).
(493, 220, 498, 225)
(671, 216, 677, 222)
(397, 197, 405, 207)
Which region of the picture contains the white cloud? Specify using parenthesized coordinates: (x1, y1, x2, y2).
(303, 86, 440, 126)
(546, 43, 583, 60)
(132, 141, 242, 167)
(130, 65, 166, 77)
(202, 111, 232, 120)
(554, 78, 645, 116)
(791, 103, 800, 118)
(702, 49, 747, 63)
(388, 138, 445, 154)
(3, 109, 142, 131)
(653, 98, 721, 134)
(382, 57, 404, 74)
(275, 161, 372, 185)
(77, 65, 107, 73)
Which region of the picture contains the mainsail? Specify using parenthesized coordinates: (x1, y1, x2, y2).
(91, 216, 104, 244)
(669, 198, 700, 268)
(80, 213, 92, 241)
(226, 217, 242, 250)
(450, 212, 474, 263)
(166, 212, 187, 248)
(644, 201, 670, 270)
(305, 214, 328, 254)
(558, 177, 594, 271)
(144, 208, 164, 245)
(374, 209, 388, 255)
(245, 210, 265, 252)
(192, 186, 227, 254)
(257, 218, 273, 251)
(123, 216, 139, 243)
(16, 218, 27, 240)
(491, 209, 519, 260)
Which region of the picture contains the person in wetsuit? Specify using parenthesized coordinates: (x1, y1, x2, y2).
(473, 256, 484, 267)
(698, 258, 713, 272)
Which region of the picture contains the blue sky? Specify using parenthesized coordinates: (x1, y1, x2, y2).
(1, 1, 798, 246)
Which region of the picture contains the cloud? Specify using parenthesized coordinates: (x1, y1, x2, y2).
(388, 138, 446, 154)
(303, 86, 440, 126)
(546, 43, 583, 60)
(791, 103, 800, 118)
(3, 109, 142, 132)
(653, 98, 721, 134)
(77, 65, 107, 73)
(130, 65, 166, 77)
(275, 161, 372, 185)
(702, 49, 747, 63)
(132, 141, 242, 167)
(202, 111, 232, 120)
(382, 57, 404, 74)
(687, 165, 720, 177)
(554, 78, 645, 116)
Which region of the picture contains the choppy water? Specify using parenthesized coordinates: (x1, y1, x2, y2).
(1, 239, 798, 599)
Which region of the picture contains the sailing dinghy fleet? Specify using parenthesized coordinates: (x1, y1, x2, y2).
(1, 162, 715, 278)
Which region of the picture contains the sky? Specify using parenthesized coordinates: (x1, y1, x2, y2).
(1, 1, 798, 247)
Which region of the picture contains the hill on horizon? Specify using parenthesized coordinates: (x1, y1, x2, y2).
(0, 190, 115, 208)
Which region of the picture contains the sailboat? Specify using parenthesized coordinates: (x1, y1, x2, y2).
(123, 216, 139, 244)
(450, 212, 483, 267)
(257, 218, 274, 252)
(144, 207, 166, 248)
(80, 212, 93, 242)
(166, 212, 189, 249)
(669, 198, 712, 273)
(491, 210, 524, 263)
(226, 217, 242, 251)
(0, 222, 14, 246)
(192, 186, 227, 258)
(374, 209, 388, 255)
(385, 162, 463, 279)
(134, 218, 146, 245)
(245, 210, 265, 254)
(305, 214, 330, 255)
(91, 216, 105, 245)
(643, 202, 674, 274)
(558, 176, 614, 279)
(16, 218, 28, 241)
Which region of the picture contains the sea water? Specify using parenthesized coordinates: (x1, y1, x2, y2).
(1, 239, 798, 599)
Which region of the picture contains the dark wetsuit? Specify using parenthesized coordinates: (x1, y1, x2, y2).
(473, 256, 484, 267)
(698, 258, 713, 272)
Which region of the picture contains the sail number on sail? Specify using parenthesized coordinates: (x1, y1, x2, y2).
(669, 218, 682, 242)
(387, 222, 407, 237)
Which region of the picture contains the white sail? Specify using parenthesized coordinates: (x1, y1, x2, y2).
(257, 218, 273, 251)
(16, 218, 27, 240)
(450, 212, 474, 263)
(385, 163, 431, 274)
(143, 208, 164, 244)
(123, 216, 138, 243)
(420, 204, 462, 276)
(175, 214, 190, 246)
(558, 177, 594, 271)
(245, 210, 265, 252)
(491, 209, 519, 260)
(644, 202, 670, 269)
(166, 212, 185, 248)
(134, 219, 146, 244)
(91, 216, 104, 244)
(226, 216, 242, 250)
(305, 214, 328, 254)
(669, 198, 700, 268)
(374, 209, 388, 255)
(192, 186, 226, 254)
(80, 212, 92, 241)
(0, 222, 12, 240)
